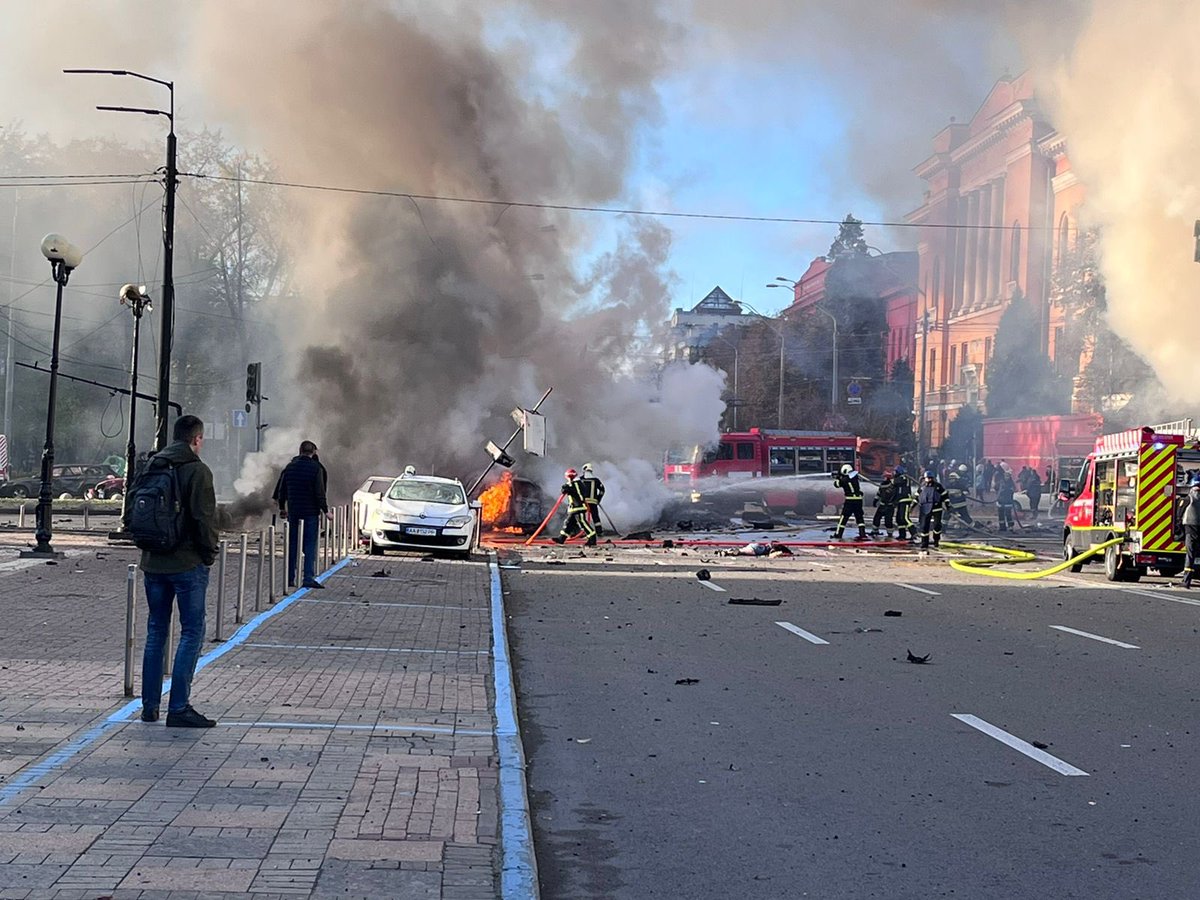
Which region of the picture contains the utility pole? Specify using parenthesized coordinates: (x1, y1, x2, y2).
(4, 189, 18, 460)
(917, 309, 931, 467)
(63, 69, 177, 450)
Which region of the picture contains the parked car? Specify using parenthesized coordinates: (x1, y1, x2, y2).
(352, 474, 400, 539)
(0, 464, 119, 499)
(87, 473, 125, 500)
(366, 475, 476, 559)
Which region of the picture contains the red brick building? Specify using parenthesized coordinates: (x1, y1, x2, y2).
(906, 73, 1083, 448)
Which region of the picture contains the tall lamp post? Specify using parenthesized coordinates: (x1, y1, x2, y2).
(768, 278, 838, 411)
(22, 235, 83, 560)
(732, 299, 785, 428)
(64, 68, 176, 451)
(686, 325, 741, 430)
(114, 284, 151, 535)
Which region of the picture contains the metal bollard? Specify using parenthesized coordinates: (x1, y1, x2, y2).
(124, 564, 137, 697)
(83, 501, 90, 530)
(235, 532, 248, 624)
(214, 540, 228, 641)
(18, 502, 25, 528)
(297, 519, 306, 588)
(323, 513, 330, 570)
(255, 529, 266, 612)
(267, 524, 277, 602)
(282, 519, 291, 590)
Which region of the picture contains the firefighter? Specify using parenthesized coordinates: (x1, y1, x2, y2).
(554, 468, 597, 546)
(917, 470, 948, 550)
(996, 470, 1016, 532)
(1178, 472, 1200, 588)
(871, 470, 897, 539)
(945, 464, 974, 527)
(832, 464, 868, 541)
(579, 463, 606, 536)
(401, 465, 417, 478)
(893, 464, 915, 541)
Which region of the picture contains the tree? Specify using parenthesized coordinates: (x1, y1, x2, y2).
(826, 214, 869, 262)
(985, 290, 1069, 417)
(941, 403, 983, 463)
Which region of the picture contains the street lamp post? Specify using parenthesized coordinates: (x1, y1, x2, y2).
(733, 299, 785, 428)
(768, 279, 839, 413)
(22, 235, 83, 560)
(115, 285, 151, 533)
(64, 68, 177, 450)
(687, 324, 741, 430)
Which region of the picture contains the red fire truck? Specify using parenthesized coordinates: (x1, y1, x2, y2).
(1062, 426, 1200, 581)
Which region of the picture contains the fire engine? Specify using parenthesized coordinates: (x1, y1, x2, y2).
(1062, 426, 1200, 581)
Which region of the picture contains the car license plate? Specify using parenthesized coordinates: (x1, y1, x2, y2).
(406, 526, 437, 536)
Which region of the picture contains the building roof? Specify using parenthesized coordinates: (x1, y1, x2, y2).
(688, 286, 741, 315)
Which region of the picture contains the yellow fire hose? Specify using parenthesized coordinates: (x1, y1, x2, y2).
(945, 537, 1123, 580)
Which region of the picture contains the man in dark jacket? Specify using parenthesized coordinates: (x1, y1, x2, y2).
(554, 468, 597, 546)
(274, 440, 329, 588)
(871, 472, 897, 539)
(893, 465, 915, 542)
(996, 471, 1017, 532)
(917, 470, 948, 550)
(131, 415, 219, 728)
(1178, 473, 1200, 588)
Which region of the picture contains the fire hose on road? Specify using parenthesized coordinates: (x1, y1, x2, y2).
(945, 537, 1122, 580)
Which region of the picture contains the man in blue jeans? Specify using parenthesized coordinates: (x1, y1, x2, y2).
(273, 440, 329, 589)
(131, 415, 220, 728)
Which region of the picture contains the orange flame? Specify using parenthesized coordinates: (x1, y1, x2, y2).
(479, 471, 514, 526)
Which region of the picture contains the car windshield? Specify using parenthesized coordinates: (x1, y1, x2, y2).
(387, 481, 466, 505)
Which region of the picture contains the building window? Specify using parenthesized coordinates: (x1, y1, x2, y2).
(929, 349, 937, 390)
(961, 341, 968, 368)
(932, 259, 941, 322)
(1053, 326, 1065, 370)
(1010, 222, 1022, 286)
(948, 346, 957, 385)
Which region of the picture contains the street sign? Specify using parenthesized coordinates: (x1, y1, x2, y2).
(231, 409, 248, 429)
(847, 397, 862, 405)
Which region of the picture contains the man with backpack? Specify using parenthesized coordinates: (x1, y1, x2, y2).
(273, 440, 329, 588)
(125, 415, 219, 728)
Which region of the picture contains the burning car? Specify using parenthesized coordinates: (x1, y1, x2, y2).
(367, 475, 476, 559)
(477, 471, 548, 534)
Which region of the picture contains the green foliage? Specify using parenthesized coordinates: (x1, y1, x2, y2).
(985, 290, 1069, 417)
(826, 214, 869, 262)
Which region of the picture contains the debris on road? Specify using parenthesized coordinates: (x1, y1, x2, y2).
(1031, 740, 1050, 750)
(884, 610, 903, 617)
(675, 677, 700, 685)
(696, 569, 712, 581)
(370, 568, 392, 578)
(626, 530, 653, 541)
(906, 649, 932, 664)
(728, 597, 782, 606)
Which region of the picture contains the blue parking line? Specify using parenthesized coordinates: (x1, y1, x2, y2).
(0, 556, 353, 807)
(489, 554, 540, 899)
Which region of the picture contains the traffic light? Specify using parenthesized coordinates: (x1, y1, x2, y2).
(245, 362, 262, 407)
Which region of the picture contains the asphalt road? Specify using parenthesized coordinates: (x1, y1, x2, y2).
(504, 538, 1200, 899)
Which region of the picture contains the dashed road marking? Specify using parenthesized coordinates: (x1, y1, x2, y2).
(1050, 625, 1139, 649)
(952, 713, 1088, 776)
(697, 579, 727, 592)
(896, 582, 940, 596)
(774, 621, 829, 645)
(1122, 588, 1200, 608)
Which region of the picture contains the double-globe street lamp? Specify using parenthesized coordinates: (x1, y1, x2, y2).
(767, 278, 838, 412)
(731, 299, 785, 428)
(22, 235, 83, 560)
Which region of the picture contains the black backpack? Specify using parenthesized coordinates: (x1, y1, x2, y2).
(127, 456, 195, 552)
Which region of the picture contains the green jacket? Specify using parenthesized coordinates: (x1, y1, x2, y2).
(130, 441, 219, 574)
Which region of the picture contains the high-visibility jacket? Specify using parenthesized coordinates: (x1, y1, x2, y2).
(561, 480, 588, 513)
(834, 472, 863, 500)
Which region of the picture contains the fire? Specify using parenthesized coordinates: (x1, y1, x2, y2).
(479, 471, 514, 526)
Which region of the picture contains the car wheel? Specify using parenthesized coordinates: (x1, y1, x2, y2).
(368, 540, 383, 556)
(58, 492, 74, 501)
(1104, 544, 1129, 582)
(9, 485, 28, 499)
(1064, 536, 1083, 573)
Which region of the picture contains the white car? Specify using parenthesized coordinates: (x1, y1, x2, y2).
(353, 474, 399, 539)
(368, 475, 477, 559)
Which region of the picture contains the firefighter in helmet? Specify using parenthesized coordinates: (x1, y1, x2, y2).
(893, 464, 915, 541)
(554, 468, 597, 546)
(917, 470, 949, 550)
(945, 464, 974, 527)
(871, 469, 897, 539)
(579, 463, 606, 536)
(832, 463, 868, 541)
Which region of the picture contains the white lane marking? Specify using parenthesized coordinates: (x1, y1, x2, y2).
(244, 642, 488, 655)
(952, 713, 1088, 776)
(896, 582, 940, 596)
(697, 579, 727, 592)
(219, 720, 493, 735)
(1050, 625, 1140, 649)
(774, 621, 829, 645)
(1122, 588, 1200, 608)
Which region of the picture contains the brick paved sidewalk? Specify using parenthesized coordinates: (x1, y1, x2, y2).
(0, 537, 509, 900)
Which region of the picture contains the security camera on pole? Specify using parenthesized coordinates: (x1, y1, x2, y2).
(22, 234, 83, 560)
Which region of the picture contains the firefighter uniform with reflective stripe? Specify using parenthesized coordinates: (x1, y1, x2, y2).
(872, 475, 897, 538)
(918, 476, 948, 549)
(579, 468, 605, 535)
(894, 471, 915, 541)
(833, 468, 867, 540)
(945, 473, 974, 526)
(557, 477, 596, 545)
